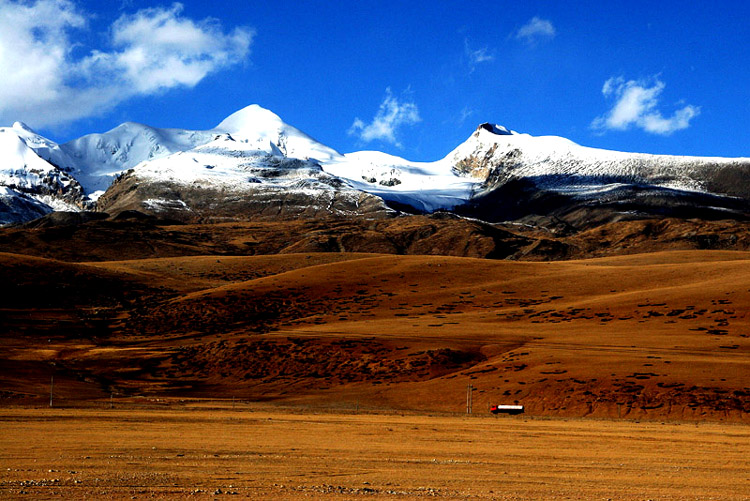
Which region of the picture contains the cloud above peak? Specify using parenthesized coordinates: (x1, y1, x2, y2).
(515, 17, 556, 44)
(592, 76, 700, 135)
(0, 0, 253, 128)
(349, 88, 421, 147)
(464, 39, 494, 71)
(107, 3, 253, 93)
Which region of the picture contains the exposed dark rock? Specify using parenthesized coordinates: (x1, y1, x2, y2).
(20, 211, 109, 228)
(96, 172, 395, 223)
(0, 190, 52, 226)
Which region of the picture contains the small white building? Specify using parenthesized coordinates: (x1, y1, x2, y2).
(490, 404, 524, 415)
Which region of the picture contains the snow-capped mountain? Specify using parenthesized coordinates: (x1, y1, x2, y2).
(445, 124, 750, 224)
(94, 106, 394, 221)
(60, 122, 216, 197)
(325, 121, 750, 224)
(0, 123, 90, 224)
(118, 105, 342, 189)
(448, 123, 747, 194)
(1, 104, 749, 226)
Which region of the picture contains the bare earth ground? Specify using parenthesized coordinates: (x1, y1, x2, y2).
(1, 406, 748, 500)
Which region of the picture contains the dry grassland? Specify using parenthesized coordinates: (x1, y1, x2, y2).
(1, 407, 748, 500)
(2, 250, 749, 421)
(2, 246, 750, 499)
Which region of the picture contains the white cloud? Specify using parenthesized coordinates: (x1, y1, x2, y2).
(0, 1, 254, 128)
(515, 17, 556, 44)
(592, 76, 700, 135)
(349, 88, 421, 147)
(459, 106, 474, 125)
(0, 0, 85, 121)
(464, 39, 494, 71)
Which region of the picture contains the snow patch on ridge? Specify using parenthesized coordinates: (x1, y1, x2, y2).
(322, 150, 479, 212)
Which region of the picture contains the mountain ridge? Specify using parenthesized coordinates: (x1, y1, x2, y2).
(1, 104, 749, 227)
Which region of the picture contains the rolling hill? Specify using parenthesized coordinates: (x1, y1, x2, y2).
(1, 238, 747, 421)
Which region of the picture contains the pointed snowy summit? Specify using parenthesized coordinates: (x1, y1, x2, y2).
(12, 121, 38, 134)
(214, 104, 342, 162)
(214, 104, 287, 133)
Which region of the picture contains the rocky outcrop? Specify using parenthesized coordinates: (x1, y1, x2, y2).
(96, 171, 395, 222)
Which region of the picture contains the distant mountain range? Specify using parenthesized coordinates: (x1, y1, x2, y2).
(1, 105, 749, 227)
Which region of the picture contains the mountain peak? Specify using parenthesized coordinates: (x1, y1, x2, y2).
(12, 121, 42, 136)
(214, 104, 284, 134)
(476, 123, 514, 136)
(212, 104, 342, 161)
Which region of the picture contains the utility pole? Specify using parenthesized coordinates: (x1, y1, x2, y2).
(49, 375, 54, 408)
(466, 383, 473, 415)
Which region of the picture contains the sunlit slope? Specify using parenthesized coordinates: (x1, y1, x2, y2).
(2, 250, 748, 421)
(109, 251, 750, 420)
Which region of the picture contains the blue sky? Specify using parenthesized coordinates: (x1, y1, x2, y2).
(1, 1, 749, 160)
